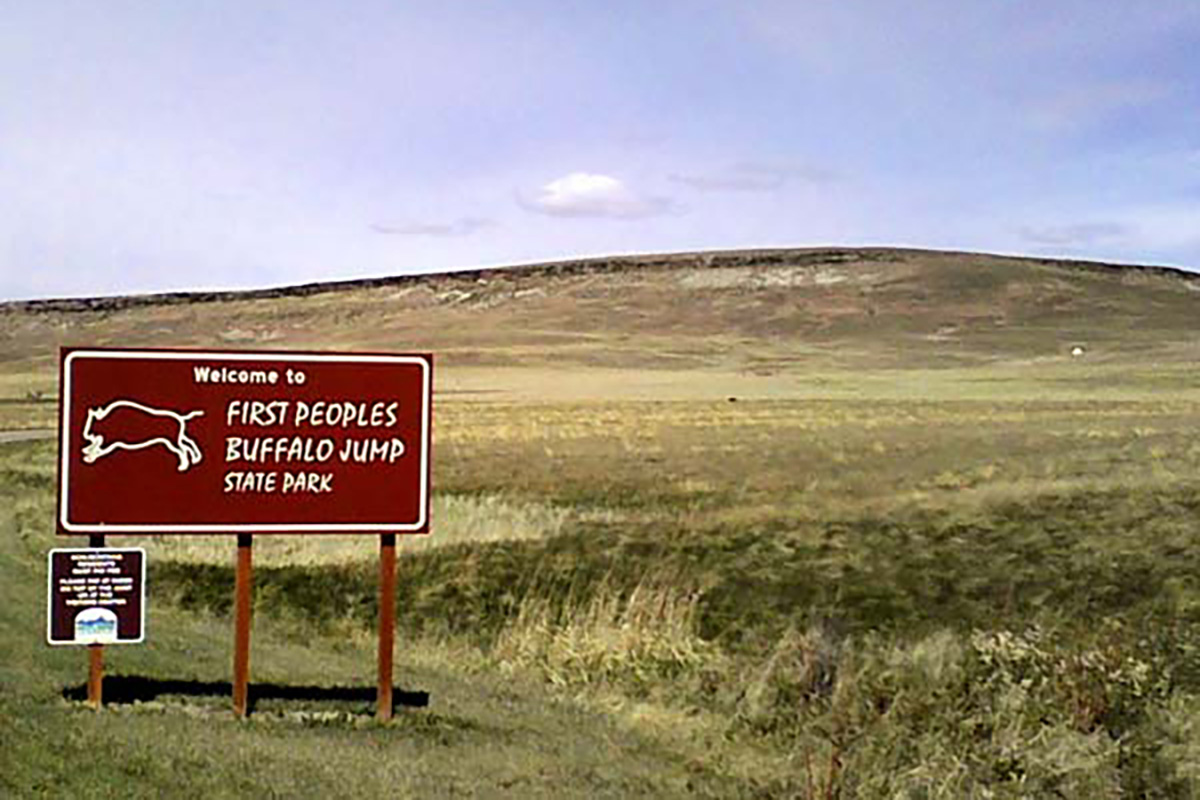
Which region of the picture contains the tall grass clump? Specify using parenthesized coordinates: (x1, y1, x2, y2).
(493, 578, 720, 696)
(729, 625, 1193, 798)
(1155, 694, 1200, 785)
(130, 492, 567, 567)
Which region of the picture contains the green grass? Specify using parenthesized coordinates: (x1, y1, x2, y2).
(125, 493, 567, 567)
(3, 249, 1200, 796)
(6, 374, 1200, 796)
(0, 442, 746, 798)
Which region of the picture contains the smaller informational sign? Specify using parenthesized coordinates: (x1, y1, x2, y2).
(47, 548, 145, 645)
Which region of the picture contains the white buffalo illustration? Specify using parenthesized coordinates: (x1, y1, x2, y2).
(81, 400, 204, 472)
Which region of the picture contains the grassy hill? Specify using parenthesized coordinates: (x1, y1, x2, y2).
(4, 247, 1200, 410)
(3, 247, 1200, 797)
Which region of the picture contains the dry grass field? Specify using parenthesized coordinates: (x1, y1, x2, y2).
(3, 248, 1200, 797)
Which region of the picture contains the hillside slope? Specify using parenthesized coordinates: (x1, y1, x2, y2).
(2, 247, 1198, 419)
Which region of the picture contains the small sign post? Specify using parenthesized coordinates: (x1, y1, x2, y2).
(88, 533, 106, 709)
(88, 643, 103, 708)
(57, 348, 432, 718)
(47, 543, 146, 708)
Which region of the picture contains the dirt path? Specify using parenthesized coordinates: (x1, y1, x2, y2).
(0, 429, 54, 444)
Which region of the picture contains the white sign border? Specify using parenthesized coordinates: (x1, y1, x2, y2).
(47, 547, 147, 646)
(60, 349, 432, 534)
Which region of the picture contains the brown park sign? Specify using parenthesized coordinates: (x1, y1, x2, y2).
(58, 348, 432, 534)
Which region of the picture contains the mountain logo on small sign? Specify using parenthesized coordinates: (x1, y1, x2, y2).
(74, 607, 118, 644)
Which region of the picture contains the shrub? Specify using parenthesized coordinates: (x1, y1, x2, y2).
(492, 578, 719, 695)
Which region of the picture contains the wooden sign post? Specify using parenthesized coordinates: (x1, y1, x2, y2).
(88, 533, 105, 709)
(378, 533, 397, 720)
(57, 348, 432, 718)
(232, 534, 254, 718)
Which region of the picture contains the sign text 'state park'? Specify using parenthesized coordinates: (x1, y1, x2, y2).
(58, 348, 432, 534)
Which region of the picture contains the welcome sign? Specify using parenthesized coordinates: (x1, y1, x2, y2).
(58, 348, 432, 534)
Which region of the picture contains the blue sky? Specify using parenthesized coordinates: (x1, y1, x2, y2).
(3, 1, 1199, 300)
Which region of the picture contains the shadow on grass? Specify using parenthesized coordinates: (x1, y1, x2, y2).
(62, 675, 430, 714)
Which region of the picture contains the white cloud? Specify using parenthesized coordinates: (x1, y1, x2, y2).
(520, 172, 674, 219)
(1119, 205, 1200, 252)
(1015, 206, 1200, 266)
(1020, 222, 1132, 247)
(1024, 79, 1173, 133)
(670, 162, 836, 193)
(370, 217, 493, 237)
